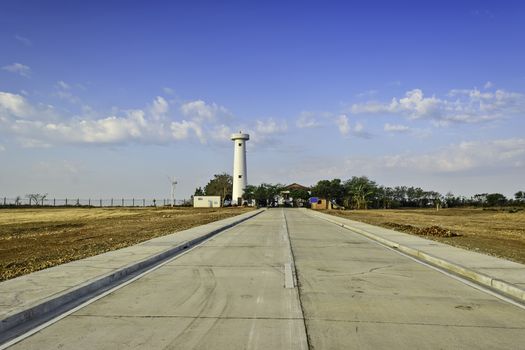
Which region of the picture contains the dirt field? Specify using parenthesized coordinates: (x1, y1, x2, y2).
(325, 208, 525, 264)
(0, 207, 254, 281)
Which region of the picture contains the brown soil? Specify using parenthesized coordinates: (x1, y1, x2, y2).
(0, 207, 254, 281)
(324, 208, 525, 264)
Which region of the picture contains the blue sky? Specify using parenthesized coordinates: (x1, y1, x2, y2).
(1, 0, 524, 199)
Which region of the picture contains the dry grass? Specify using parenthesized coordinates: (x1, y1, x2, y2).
(0, 206, 254, 281)
(325, 207, 525, 264)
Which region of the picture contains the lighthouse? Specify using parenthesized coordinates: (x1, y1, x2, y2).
(231, 132, 249, 205)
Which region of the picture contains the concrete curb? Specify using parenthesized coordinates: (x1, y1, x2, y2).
(306, 210, 525, 302)
(0, 209, 265, 343)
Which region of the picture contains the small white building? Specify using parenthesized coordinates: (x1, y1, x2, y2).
(193, 196, 222, 208)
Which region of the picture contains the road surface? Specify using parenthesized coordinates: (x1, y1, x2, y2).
(9, 209, 525, 349)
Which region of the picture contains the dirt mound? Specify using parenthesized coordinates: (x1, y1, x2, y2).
(420, 225, 460, 237)
(384, 222, 460, 237)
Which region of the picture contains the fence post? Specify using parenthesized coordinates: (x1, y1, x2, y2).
(122, 198, 124, 206)
(3, 197, 5, 205)
(132, 198, 135, 207)
(100, 199, 102, 207)
(41, 198, 44, 206)
(53, 198, 56, 206)
(111, 198, 113, 206)
(143, 199, 145, 207)
(89, 198, 91, 206)
(65, 198, 68, 206)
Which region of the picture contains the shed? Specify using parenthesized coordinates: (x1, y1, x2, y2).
(193, 196, 222, 208)
(310, 198, 332, 210)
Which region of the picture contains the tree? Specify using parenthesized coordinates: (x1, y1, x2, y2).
(289, 188, 310, 204)
(204, 173, 233, 201)
(194, 187, 205, 196)
(344, 176, 378, 209)
(265, 183, 284, 205)
(243, 183, 284, 206)
(377, 186, 395, 209)
(243, 185, 257, 202)
(328, 179, 345, 205)
(311, 180, 332, 200)
(515, 191, 525, 202)
(473, 193, 488, 206)
(425, 191, 443, 210)
(486, 193, 507, 207)
(26, 193, 48, 206)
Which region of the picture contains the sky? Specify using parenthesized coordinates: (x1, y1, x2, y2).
(1, 0, 524, 200)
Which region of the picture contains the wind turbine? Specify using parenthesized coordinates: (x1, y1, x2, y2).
(167, 176, 178, 207)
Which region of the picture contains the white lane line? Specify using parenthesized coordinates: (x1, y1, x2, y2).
(0, 225, 239, 350)
(284, 263, 295, 289)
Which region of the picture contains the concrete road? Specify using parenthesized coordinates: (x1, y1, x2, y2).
(9, 209, 525, 349)
(285, 209, 525, 349)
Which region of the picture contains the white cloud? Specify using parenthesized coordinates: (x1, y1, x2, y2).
(54, 80, 84, 104)
(255, 118, 287, 134)
(289, 138, 525, 182)
(180, 100, 227, 122)
(351, 87, 525, 126)
(0, 144, 5, 152)
(210, 124, 232, 143)
(150, 96, 169, 118)
(18, 112, 149, 145)
(163, 87, 175, 95)
(0, 92, 230, 147)
(2, 63, 31, 77)
(484, 81, 493, 89)
(15, 34, 32, 46)
(356, 89, 378, 98)
(382, 138, 525, 173)
(1, 90, 288, 149)
(354, 121, 364, 133)
(335, 114, 369, 137)
(0, 92, 34, 117)
(170, 120, 204, 142)
(242, 118, 289, 147)
(387, 80, 402, 87)
(296, 112, 320, 128)
(384, 123, 410, 132)
(1, 93, 157, 145)
(336, 114, 350, 135)
(57, 81, 70, 90)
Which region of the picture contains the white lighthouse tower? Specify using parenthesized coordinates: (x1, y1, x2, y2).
(231, 131, 249, 206)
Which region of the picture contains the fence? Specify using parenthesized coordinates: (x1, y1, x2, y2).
(0, 197, 192, 207)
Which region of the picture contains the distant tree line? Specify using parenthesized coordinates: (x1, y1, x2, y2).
(309, 177, 524, 209)
(194, 173, 524, 209)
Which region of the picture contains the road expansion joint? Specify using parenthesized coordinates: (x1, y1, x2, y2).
(303, 318, 525, 330)
(164, 264, 282, 269)
(281, 209, 313, 350)
(69, 314, 306, 320)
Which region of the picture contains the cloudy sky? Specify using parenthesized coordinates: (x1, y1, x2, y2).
(1, 0, 524, 199)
